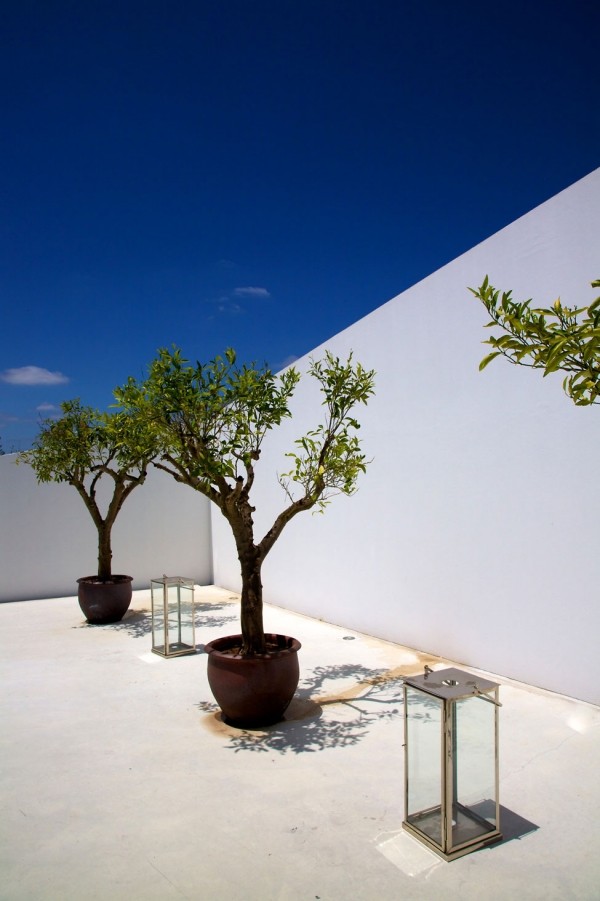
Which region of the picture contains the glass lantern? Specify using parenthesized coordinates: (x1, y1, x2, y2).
(150, 576, 196, 658)
(403, 666, 502, 861)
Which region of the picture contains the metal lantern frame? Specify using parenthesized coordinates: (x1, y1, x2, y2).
(403, 666, 502, 861)
(150, 575, 196, 658)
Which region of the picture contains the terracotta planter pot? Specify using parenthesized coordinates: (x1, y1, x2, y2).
(77, 575, 133, 624)
(205, 633, 301, 727)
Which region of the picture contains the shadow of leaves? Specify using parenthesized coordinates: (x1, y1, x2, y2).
(111, 610, 153, 638)
(74, 600, 238, 638)
(197, 700, 220, 714)
(209, 662, 407, 755)
(195, 603, 239, 630)
(301, 662, 390, 696)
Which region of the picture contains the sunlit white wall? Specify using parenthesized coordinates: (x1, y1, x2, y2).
(212, 169, 600, 704)
(0, 455, 212, 602)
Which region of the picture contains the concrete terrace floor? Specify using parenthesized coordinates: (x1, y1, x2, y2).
(1, 586, 599, 901)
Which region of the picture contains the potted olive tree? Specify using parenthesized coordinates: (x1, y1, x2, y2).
(18, 399, 155, 624)
(115, 347, 375, 725)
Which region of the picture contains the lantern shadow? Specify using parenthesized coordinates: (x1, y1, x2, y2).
(497, 805, 540, 844)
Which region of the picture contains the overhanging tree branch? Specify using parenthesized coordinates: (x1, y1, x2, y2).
(470, 277, 600, 406)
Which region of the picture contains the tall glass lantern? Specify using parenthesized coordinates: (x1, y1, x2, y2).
(403, 667, 502, 861)
(150, 576, 196, 658)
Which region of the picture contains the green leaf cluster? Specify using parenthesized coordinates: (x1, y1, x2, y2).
(114, 346, 302, 499)
(18, 399, 155, 485)
(18, 399, 156, 580)
(279, 351, 375, 512)
(470, 277, 600, 406)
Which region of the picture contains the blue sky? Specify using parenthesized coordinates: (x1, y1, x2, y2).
(1, 0, 598, 451)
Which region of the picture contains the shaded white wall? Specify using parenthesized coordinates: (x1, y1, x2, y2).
(0, 454, 212, 602)
(212, 169, 600, 704)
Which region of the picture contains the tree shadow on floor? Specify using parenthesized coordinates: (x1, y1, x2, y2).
(195, 601, 239, 630)
(74, 600, 238, 638)
(198, 662, 409, 755)
(74, 610, 152, 638)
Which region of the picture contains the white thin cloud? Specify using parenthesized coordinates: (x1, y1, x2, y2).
(233, 286, 271, 299)
(36, 403, 60, 412)
(0, 366, 69, 386)
(217, 301, 242, 315)
(206, 285, 271, 319)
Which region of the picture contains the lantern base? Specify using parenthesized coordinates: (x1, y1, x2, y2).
(152, 642, 196, 658)
(403, 803, 502, 861)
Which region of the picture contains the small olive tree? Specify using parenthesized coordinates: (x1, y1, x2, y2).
(115, 347, 375, 655)
(470, 277, 600, 406)
(18, 399, 155, 580)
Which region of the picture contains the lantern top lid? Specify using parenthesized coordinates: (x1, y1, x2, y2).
(151, 575, 195, 587)
(404, 666, 499, 701)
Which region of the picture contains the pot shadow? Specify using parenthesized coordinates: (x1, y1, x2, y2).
(73, 610, 152, 637)
(199, 662, 410, 754)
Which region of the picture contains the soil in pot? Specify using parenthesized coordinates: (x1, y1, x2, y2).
(205, 633, 301, 728)
(77, 575, 133, 625)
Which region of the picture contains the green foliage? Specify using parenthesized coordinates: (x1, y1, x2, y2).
(470, 277, 600, 406)
(115, 346, 375, 653)
(114, 347, 302, 495)
(18, 399, 155, 579)
(280, 351, 375, 511)
(115, 345, 375, 515)
(18, 399, 155, 484)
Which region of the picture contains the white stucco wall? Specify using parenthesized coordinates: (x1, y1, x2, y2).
(0, 454, 213, 602)
(211, 169, 600, 704)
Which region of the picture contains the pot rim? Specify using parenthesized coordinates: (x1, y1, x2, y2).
(205, 633, 301, 659)
(77, 574, 133, 585)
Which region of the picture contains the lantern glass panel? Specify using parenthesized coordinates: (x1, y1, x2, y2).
(405, 685, 444, 846)
(452, 696, 498, 845)
(151, 605, 165, 649)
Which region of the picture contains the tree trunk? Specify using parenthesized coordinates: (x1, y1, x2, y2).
(97, 523, 113, 581)
(239, 553, 265, 655)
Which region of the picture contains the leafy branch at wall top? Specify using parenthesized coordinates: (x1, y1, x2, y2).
(470, 277, 600, 406)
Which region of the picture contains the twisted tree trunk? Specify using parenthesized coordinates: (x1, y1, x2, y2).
(97, 523, 113, 581)
(239, 551, 265, 655)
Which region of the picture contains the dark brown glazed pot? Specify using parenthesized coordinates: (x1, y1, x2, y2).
(77, 575, 133, 624)
(205, 633, 301, 727)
